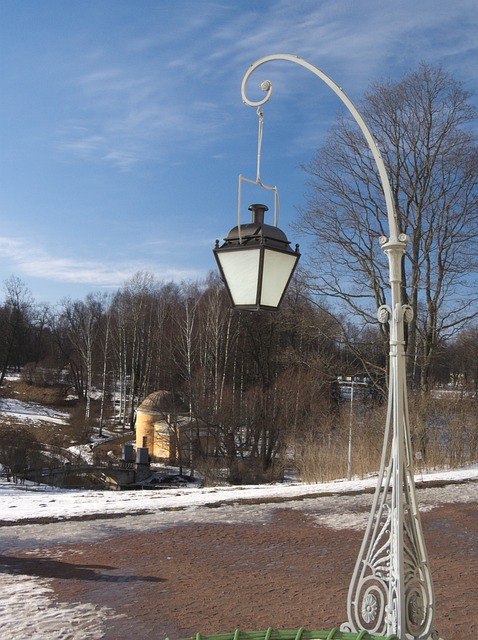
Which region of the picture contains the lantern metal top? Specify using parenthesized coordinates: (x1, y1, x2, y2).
(220, 204, 295, 249)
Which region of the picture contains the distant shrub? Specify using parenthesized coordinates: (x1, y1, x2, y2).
(0, 424, 42, 483)
(21, 363, 57, 386)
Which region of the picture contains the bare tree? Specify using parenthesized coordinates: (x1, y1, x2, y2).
(58, 294, 103, 418)
(97, 294, 114, 436)
(299, 64, 478, 390)
(0, 276, 34, 385)
(446, 323, 478, 394)
(111, 272, 156, 428)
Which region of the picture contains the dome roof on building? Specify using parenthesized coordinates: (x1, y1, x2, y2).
(137, 390, 184, 414)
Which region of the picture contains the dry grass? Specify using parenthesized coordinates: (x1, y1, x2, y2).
(294, 393, 478, 483)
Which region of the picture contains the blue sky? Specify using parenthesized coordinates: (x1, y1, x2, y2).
(0, 0, 477, 306)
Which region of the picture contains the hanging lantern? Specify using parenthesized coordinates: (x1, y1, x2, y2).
(214, 203, 300, 311)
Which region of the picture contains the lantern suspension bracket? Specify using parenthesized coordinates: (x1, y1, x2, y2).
(237, 104, 280, 244)
(213, 90, 299, 313)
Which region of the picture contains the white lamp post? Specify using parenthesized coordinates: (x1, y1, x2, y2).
(215, 54, 443, 640)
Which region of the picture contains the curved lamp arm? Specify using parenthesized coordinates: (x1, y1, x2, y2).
(241, 53, 402, 246)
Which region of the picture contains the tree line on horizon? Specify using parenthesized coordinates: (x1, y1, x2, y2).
(0, 268, 476, 482)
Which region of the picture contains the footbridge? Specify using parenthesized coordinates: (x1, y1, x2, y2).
(28, 461, 151, 490)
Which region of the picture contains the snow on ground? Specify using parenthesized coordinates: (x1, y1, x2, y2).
(0, 397, 69, 426)
(1, 464, 478, 525)
(1, 469, 477, 640)
(0, 468, 477, 640)
(0, 573, 123, 640)
(0, 390, 477, 639)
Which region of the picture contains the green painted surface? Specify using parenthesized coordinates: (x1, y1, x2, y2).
(168, 627, 400, 640)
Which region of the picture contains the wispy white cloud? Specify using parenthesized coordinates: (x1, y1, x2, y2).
(58, 67, 224, 169)
(0, 236, 203, 288)
(55, 0, 477, 171)
(224, 0, 478, 89)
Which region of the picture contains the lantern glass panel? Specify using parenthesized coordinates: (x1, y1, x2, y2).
(260, 248, 299, 308)
(217, 247, 261, 306)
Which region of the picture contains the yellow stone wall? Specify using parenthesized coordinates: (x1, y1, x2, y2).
(153, 422, 174, 460)
(136, 409, 179, 461)
(135, 410, 163, 460)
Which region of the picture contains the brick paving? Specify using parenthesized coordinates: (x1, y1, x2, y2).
(4, 501, 477, 639)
